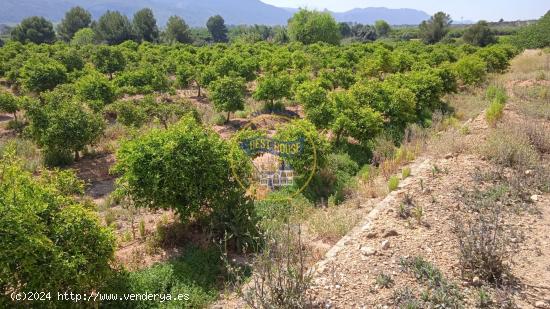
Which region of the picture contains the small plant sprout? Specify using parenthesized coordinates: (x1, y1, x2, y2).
(402, 167, 411, 179)
(388, 176, 400, 192)
(376, 272, 394, 288)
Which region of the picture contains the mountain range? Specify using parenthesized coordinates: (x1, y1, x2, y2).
(0, 0, 432, 27)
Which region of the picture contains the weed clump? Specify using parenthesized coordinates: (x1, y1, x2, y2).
(388, 176, 400, 192)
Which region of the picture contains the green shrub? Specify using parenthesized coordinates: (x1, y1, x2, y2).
(0, 149, 115, 299)
(102, 247, 222, 308)
(454, 55, 487, 86)
(388, 176, 400, 192)
(402, 167, 411, 179)
(485, 100, 505, 127)
(485, 85, 507, 104)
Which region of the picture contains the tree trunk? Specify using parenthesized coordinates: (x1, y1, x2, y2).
(74, 150, 80, 161)
(109, 72, 113, 80)
(13, 112, 17, 122)
(197, 83, 201, 97)
(226, 111, 231, 123)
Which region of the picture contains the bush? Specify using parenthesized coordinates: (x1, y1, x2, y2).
(102, 247, 222, 308)
(75, 72, 116, 111)
(108, 100, 148, 128)
(25, 96, 105, 163)
(402, 167, 411, 179)
(513, 10, 550, 49)
(0, 149, 115, 300)
(113, 116, 256, 250)
(454, 55, 487, 86)
(485, 85, 507, 104)
(453, 186, 515, 284)
(114, 65, 169, 94)
(388, 176, 400, 192)
(480, 128, 539, 168)
(485, 100, 505, 127)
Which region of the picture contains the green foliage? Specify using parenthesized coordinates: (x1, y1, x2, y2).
(312, 152, 359, 204)
(102, 247, 222, 308)
(454, 55, 487, 86)
(419, 12, 452, 44)
(288, 9, 341, 45)
(114, 64, 169, 94)
(253, 73, 292, 111)
(475, 45, 511, 73)
(328, 90, 384, 146)
(374, 20, 391, 38)
(513, 10, 550, 48)
(71, 28, 97, 46)
(402, 167, 411, 179)
(274, 119, 328, 177)
(95, 10, 134, 45)
(57, 6, 92, 42)
(92, 45, 126, 79)
(113, 116, 249, 222)
(25, 96, 105, 163)
(486, 85, 507, 104)
(107, 99, 148, 128)
(208, 76, 246, 122)
(463, 21, 496, 47)
(485, 100, 503, 126)
(296, 81, 332, 128)
(75, 71, 116, 111)
(0, 90, 20, 120)
(207, 15, 228, 43)
(163, 15, 192, 44)
(0, 149, 115, 298)
(11, 16, 56, 44)
(133, 8, 159, 43)
(388, 176, 400, 192)
(54, 47, 85, 73)
(19, 57, 67, 93)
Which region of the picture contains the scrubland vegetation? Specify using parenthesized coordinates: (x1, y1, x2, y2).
(1, 4, 549, 308)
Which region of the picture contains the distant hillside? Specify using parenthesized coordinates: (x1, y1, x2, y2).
(333, 7, 430, 25)
(0, 0, 431, 27)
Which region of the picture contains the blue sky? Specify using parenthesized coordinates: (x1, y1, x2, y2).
(260, 0, 549, 21)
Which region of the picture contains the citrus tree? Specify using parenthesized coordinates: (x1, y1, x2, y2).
(208, 76, 246, 122)
(0, 148, 115, 301)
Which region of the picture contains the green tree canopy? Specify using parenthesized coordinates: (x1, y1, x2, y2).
(113, 116, 246, 220)
(419, 11, 452, 44)
(374, 20, 391, 37)
(57, 6, 92, 41)
(71, 28, 97, 46)
(0, 91, 19, 121)
(91, 45, 126, 80)
(133, 8, 159, 42)
(163, 15, 192, 44)
(207, 15, 228, 43)
(95, 10, 134, 45)
(513, 10, 550, 49)
(253, 73, 292, 111)
(0, 148, 115, 297)
(288, 9, 341, 45)
(25, 95, 105, 163)
(11, 16, 56, 44)
(463, 21, 497, 47)
(208, 76, 246, 122)
(19, 57, 67, 93)
(75, 71, 116, 111)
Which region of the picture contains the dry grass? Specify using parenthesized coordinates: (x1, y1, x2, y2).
(508, 50, 550, 80)
(306, 204, 362, 242)
(479, 127, 539, 169)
